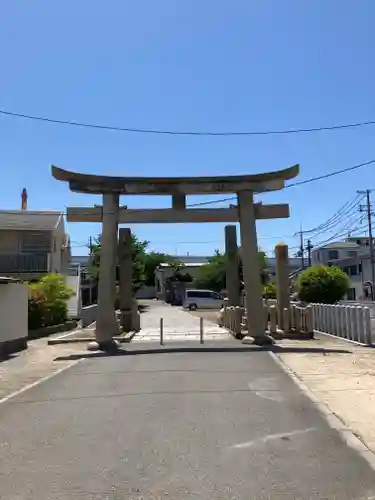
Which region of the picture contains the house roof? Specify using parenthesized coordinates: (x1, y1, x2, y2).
(0, 210, 63, 231)
(314, 241, 360, 250)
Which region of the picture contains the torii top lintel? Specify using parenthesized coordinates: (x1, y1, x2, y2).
(51, 164, 299, 195)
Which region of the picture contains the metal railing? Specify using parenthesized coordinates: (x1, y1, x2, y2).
(0, 253, 49, 273)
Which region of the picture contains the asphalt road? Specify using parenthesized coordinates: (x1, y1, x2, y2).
(1, 346, 375, 499)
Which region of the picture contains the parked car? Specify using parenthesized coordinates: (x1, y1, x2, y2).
(183, 289, 224, 310)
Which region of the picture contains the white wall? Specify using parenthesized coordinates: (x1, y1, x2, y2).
(0, 283, 28, 342)
(66, 275, 81, 318)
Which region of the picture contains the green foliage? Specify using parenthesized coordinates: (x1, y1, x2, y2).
(297, 265, 350, 304)
(194, 251, 227, 292)
(195, 250, 269, 292)
(27, 274, 75, 329)
(263, 282, 277, 299)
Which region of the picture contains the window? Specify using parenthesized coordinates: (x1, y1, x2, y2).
(328, 250, 339, 260)
(347, 288, 356, 300)
(187, 290, 211, 299)
(343, 265, 359, 276)
(348, 265, 358, 276)
(348, 251, 357, 258)
(359, 263, 362, 273)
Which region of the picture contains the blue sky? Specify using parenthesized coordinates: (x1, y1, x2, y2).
(1, 1, 375, 257)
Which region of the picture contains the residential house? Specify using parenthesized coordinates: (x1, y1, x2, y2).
(0, 210, 70, 281)
(311, 238, 374, 300)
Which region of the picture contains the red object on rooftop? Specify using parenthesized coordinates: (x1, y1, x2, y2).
(21, 188, 27, 210)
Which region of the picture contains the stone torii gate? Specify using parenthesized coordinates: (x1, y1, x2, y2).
(52, 164, 299, 350)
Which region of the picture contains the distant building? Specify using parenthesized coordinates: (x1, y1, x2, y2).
(0, 210, 70, 280)
(154, 255, 210, 300)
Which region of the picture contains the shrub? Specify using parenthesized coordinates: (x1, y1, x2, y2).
(297, 265, 349, 304)
(27, 274, 75, 329)
(263, 283, 277, 299)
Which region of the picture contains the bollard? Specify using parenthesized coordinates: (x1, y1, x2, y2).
(160, 317, 164, 345)
(363, 307, 372, 346)
(200, 317, 204, 344)
(269, 305, 277, 334)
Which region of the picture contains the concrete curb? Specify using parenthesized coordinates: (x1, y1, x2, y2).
(48, 331, 137, 345)
(269, 351, 375, 471)
(315, 329, 374, 348)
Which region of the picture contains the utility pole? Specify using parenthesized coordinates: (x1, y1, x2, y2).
(89, 236, 93, 255)
(306, 239, 313, 267)
(299, 227, 305, 269)
(358, 190, 375, 300)
(293, 226, 305, 269)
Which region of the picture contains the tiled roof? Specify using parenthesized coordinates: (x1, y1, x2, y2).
(0, 210, 63, 231)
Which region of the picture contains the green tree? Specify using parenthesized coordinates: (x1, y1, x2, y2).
(194, 251, 226, 292)
(297, 265, 350, 304)
(88, 235, 149, 292)
(143, 252, 171, 286)
(195, 250, 269, 292)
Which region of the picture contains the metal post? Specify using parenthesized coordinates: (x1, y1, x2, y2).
(200, 317, 204, 344)
(160, 317, 164, 345)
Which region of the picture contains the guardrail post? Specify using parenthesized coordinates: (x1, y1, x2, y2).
(357, 306, 365, 344)
(160, 317, 164, 345)
(344, 306, 350, 340)
(363, 307, 372, 346)
(305, 305, 313, 334)
(349, 307, 356, 341)
(200, 317, 204, 344)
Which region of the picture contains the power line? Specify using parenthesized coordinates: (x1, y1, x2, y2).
(2, 108, 375, 136)
(303, 195, 363, 238)
(187, 159, 375, 207)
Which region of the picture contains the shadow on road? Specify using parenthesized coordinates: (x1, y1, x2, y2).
(55, 344, 351, 361)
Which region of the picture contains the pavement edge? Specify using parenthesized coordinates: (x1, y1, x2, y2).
(269, 351, 375, 471)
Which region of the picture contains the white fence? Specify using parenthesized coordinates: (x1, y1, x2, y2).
(312, 303, 372, 345)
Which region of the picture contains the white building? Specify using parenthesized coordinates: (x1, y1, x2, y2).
(311, 238, 374, 300)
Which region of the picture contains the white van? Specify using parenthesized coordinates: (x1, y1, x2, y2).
(183, 289, 223, 310)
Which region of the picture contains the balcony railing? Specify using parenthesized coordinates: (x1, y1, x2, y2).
(0, 253, 49, 274)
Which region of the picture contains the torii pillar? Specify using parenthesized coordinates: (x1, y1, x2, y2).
(238, 191, 265, 341)
(225, 225, 240, 306)
(89, 193, 119, 350)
